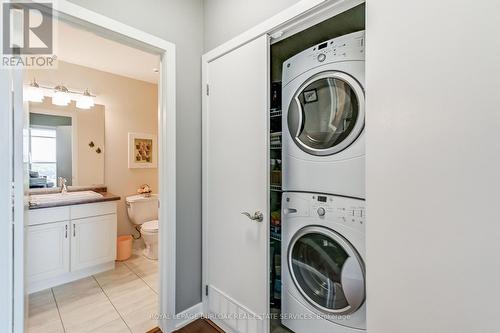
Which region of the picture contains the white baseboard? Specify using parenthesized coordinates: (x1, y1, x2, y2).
(173, 302, 204, 331)
(28, 261, 115, 294)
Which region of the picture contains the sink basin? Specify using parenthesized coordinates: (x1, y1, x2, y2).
(30, 191, 103, 206)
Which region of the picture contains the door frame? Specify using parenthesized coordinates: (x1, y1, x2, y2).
(3, 1, 178, 332)
(201, 0, 365, 331)
(0, 69, 16, 333)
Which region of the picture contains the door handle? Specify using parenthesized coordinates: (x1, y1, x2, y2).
(241, 211, 264, 223)
(65, 224, 68, 238)
(73, 223, 76, 237)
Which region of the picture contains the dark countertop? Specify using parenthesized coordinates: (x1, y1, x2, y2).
(29, 191, 121, 210)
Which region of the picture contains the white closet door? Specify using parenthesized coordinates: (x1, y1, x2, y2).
(204, 35, 269, 333)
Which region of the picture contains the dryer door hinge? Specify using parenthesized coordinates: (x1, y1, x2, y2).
(206, 84, 209, 96)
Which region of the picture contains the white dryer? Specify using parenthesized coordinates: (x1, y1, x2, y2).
(282, 192, 365, 333)
(282, 31, 365, 198)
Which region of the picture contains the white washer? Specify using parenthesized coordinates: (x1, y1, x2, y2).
(282, 31, 365, 199)
(282, 192, 365, 333)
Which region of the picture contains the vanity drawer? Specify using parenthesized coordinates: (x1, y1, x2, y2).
(71, 201, 117, 220)
(29, 207, 70, 226)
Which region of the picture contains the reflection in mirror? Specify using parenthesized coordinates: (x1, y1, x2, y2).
(28, 99, 105, 189)
(29, 115, 72, 188)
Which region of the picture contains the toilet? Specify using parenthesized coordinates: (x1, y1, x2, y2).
(126, 194, 159, 260)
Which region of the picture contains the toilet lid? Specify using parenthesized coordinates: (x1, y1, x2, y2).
(142, 220, 158, 232)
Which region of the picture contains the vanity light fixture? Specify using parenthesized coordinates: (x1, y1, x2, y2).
(52, 85, 71, 106)
(76, 89, 95, 110)
(23, 79, 97, 110)
(24, 79, 44, 103)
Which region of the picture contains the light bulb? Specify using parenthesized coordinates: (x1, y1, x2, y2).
(76, 89, 95, 110)
(24, 79, 44, 103)
(52, 85, 70, 106)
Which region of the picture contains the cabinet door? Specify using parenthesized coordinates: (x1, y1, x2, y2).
(71, 214, 117, 271)
(27, 221, 70, 283)
(204, 35, 269, 333)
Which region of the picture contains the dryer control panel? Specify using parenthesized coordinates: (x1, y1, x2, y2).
(282, 30, 365, 87)
(283, 192, 365, 232)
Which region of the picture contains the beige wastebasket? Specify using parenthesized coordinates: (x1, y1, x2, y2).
(116, 235, 133, 261)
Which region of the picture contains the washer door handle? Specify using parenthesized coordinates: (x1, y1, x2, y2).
(241, 211, 264, 222)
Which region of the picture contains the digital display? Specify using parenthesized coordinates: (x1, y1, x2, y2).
(318, 42, 328, 50)
(318, 196, 327, 202)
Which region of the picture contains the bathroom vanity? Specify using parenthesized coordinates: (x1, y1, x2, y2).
(27, 192, 120, 293)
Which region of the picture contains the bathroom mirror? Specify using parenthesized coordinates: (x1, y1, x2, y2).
(28, 99, 105, 189)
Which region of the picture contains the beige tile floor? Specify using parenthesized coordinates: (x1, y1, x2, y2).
(28, 249, 158, 333)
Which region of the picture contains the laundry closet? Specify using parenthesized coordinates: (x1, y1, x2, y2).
(269, 4, 365, 333)
(202, 1, 366, 333)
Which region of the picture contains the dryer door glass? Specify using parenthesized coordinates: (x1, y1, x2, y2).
(288, 72, 364, 156)
(289, 227, 365, 314)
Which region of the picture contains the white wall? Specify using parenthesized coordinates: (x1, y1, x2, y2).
(66, 0, 204, 313)
(366, 0, 500, 332)
(203, 0, 301, 51)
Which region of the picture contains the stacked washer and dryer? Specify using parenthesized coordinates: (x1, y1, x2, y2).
(280, 31, 366, 333)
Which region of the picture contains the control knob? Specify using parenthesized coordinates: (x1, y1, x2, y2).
(317, 207, 326, 217)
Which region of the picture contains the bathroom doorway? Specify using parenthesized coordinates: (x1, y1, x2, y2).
(7, 3, 177, 333)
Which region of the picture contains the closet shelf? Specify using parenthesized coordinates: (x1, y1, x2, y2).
(270, 144, 282, 150)
(270, 184, 282, 192)
(270, 109, 282, 118)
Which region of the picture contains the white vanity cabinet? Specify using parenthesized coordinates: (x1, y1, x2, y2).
(71, 214, 116, 271)
(28, 201, 117, 293)
(27, 221, 70, 282)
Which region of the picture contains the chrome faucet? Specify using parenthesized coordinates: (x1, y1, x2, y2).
(58, 177, 68, 194)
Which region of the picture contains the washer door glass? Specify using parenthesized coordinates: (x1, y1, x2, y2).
(287, 72, 365, 156)
(289, 227, 365, 315)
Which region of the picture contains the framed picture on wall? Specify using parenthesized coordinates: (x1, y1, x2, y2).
(128, 132, 158, 169)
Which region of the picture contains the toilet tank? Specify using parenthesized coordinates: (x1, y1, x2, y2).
(126, 194, 158, 225)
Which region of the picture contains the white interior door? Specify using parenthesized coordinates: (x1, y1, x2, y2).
(0, 52, 27, 333)
(0, 68, 14, 333)
(203, 35, 269, 333)
(13, 69, 28, 333)
(1, 67, 28, 333)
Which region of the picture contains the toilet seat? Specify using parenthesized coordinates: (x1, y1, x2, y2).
(141, 220, 158, 233)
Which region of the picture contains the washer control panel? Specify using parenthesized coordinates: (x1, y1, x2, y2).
(283, 192, 365, 231)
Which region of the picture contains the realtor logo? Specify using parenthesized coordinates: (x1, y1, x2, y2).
(2, 1, 56, 68)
